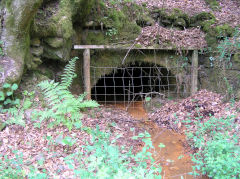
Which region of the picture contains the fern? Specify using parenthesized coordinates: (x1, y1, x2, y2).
(61, 57, 78, 88)
(35, 57, 99, 131)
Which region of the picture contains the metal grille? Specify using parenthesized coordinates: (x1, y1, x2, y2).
(91, 61, 192, 109)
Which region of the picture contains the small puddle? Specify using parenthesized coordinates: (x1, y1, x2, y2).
(108, 101, 206, 179)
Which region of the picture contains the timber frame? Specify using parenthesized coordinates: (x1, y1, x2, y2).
(73, 45, 199, 100)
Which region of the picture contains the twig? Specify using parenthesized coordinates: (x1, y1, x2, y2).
(121, 40, 138, 65)
(121, 34, 143, 65)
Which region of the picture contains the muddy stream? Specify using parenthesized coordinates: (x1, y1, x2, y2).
(109, 101, 206, 179)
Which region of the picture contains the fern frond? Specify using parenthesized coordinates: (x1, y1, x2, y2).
(61, 57, 79, 88)
(36, 56, 99, 131)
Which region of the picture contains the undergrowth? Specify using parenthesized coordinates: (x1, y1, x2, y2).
(32, 57, 99, 131)
(184, 115, 240, 178)
(0, 56, 162, 178)
(184, 29, 240, 178)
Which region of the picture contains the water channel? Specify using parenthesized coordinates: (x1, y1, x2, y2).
(109, 101, 207, 179)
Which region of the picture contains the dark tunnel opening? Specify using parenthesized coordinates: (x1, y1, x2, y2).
(91, 62, 176, 103)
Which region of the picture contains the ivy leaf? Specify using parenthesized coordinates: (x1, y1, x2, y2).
(0, 91, 5, 101)
(3, 83, 11, 89)
(11, 84, 18, 91)
(4, 98, 12, 105)
(6, 91, 13, 96)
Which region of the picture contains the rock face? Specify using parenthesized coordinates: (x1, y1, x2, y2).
(0, 0, 43, 88)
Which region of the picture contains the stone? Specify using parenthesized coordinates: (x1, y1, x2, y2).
(0, 56, 23, 91)
(33, 56, 42, 63)
(44, 37, 64, 48)
(31, 46, 43, 57)
(42, 47, 64, 61)
(42, 38, 72, 62)
(0, 0, 43, 87)
(31, 38, 41, 47)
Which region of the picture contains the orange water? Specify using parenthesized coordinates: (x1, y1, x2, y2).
(110, 101, 207, 179)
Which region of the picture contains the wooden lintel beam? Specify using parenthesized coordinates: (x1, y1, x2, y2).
(74, 45, 197, 50)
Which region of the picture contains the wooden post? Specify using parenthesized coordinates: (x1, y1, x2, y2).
(191, 50, 198, 95)
(83, 48, 91, 100)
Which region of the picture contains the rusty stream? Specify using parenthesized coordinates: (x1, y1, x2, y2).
(110, 101, 206, 179)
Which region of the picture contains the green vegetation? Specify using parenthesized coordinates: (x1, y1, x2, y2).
(204, 0, 220, 10)
(184, 116, 240, 178)
(0, 83, 19, 109)
(0, 41, 4, 56)
(182, 28, 240, 178)
(0, 129, 162, 178)
(0, 56, 162, 178)
(32, 57, 99, 131)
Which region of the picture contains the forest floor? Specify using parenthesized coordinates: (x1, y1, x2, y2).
(1, 90, 239, 178)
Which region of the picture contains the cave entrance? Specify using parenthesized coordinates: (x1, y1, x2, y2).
(91, 61, 178, 107)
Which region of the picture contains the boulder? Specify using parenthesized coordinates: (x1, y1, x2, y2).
(0, 0, 43, 87)
(42, 38, 72, 62)
(43, 46, 66, 61)
(0, 56, 23, 90)
(31, 38, 41, 47)
(44, 37, 64, 48)
(31, 46, 43, 57)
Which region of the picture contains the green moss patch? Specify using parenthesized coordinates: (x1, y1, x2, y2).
(204, 0, 220, 10)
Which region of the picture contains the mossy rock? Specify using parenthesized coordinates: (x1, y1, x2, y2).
(190, 12, 215, 26)
(136, 15, 154, 27)
(215, 24, 234, 37)
(31, 46, 43, 57)
(174, 18, 186, 28)
(32, 0, 73, 39)
(44, 37, 64, 48)
(43, 46, 64, 61)
(30, 38, 41, 47)
(152, 8, 190, 28)
(169, 9, 190, 26)
(86, 31, 108, 45)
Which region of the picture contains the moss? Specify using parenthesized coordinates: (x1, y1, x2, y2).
(174, 18, 186, 28)
(200, 19, 216, 32)
(72, 0, 95, 25)
(153, 8, 190, 28)
(86, 31, 108, 45)
(135, 44, 143, 48)
(89, 1, 143, 44)
(215, 24, 234, 37)
(190, 12, 215, 27)
(204, 24, 234, 48)
(204, 0, 220, 10)
(169, 8, 190, 26)
(1, 0, 12, 11)
(101, 8, 126, 30)
(118, 22, 141, 42)
(32, 0, 73, 39)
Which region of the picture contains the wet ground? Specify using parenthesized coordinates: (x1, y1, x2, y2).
(108, 101, 206, 179)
